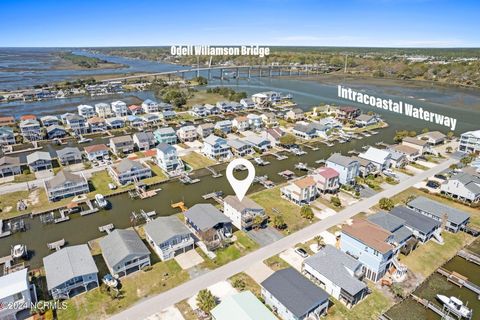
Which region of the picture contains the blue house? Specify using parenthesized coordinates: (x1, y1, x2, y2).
(154, 127, 177, 145)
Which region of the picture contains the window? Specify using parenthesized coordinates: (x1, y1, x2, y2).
(13, 292, 23, 302)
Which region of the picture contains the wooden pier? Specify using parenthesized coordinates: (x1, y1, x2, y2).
(202, 191, 224, 205)
(410, 293, 456, 320)
(79, 199, 100, 216)
(171, 202, 188, 212)
(206, 166, 222, 178)
(54, 210, 70, 224)
(437, 267, 480, 296)
(272, 153, 288, 160)
(457, 249, 480, 266)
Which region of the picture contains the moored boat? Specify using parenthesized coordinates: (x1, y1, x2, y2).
(436, 295, 472, 319)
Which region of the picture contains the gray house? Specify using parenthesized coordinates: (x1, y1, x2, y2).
(144, 216, 194, 261)
(99, 229, 151, 277)
(407, 196, 470, 233)
(0, 126, 16, 145)
(326, 153, 359, 185)
(46, 125, 68, 139)
(0, 156, 21, 178)
(133, 132, 155, 151)
(108, 158, 152, 185)
(110, 135, 134, 155)
(44, 170, 90, 202)
(56, 147, 82, 165)
(303, 245, 368, 308)
(367, 211, 414, 253)
(440, 172, 480, 204)
(390, 206, 442, 243)
(43, 245, 99, 300)
(261, 268, 329, 320)
(26, 151, 52, 172)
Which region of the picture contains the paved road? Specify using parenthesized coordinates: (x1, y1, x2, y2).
(110, 158, 456, 320)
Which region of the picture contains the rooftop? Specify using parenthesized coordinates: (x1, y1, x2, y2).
(144, 216, 192, 244)
(211, 291, 277, 320)
(342, 219, 393, 253)
(407, 196, 470, 225)
(99, 229, 150, 268)
(184, 203, 231, 231)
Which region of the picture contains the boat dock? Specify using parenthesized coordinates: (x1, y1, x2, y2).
(278, 170, 297, 180)
(457, 249, 480, 266)
(179, 174, 201, 184)
(436, 267, 480, 296)
(171, 202, 188, 212)
(254, 157, 270, 166)
(409, 294, 456, 320)
(254, 175, 275, 188)
(272, 153, 288, 160)
(206, 166, 222, 178)
(47, 239, 65, 251)
(315, 159, 325, 165)
(202, 191, 224, 205)
(99, 224, 115, 233)
(0, 220, 12, 238)
(79, 200, 100, 216)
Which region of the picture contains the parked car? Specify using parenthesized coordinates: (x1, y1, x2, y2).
(294, 247, 308, 258)
(426, 180, 440, 189)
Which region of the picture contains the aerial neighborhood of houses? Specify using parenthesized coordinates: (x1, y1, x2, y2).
(1, 88, 479, 320)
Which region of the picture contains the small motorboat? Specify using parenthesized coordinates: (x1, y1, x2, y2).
(95, 194, 108, 208)
(102, 274, 118, 288)
(11, 244, 27, 259)
(436, 295, 473, 319)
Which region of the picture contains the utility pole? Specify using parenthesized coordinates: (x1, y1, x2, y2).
(344, 54, 348, 73)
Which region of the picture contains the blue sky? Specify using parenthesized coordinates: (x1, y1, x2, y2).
(1, 0, 479, 47)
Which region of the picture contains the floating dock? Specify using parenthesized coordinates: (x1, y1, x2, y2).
(206, 166, 222, 178)
(409, 294, 456, 320)
(202, 191, 224, 205)
(180, 174, 200, 184)
(436, 267, 480, 296)
(99, 224, 115, 233)
(47, 239, 66, 251)
(171, 202, 188, 212)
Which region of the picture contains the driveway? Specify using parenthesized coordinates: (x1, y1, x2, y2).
(187, 281, 238, 310)
(359, 185, 377, 198)
(175, 250, 204, 270)
(279, 248, 304, 271)
(245, 262, 274, 283)
(144, 306, 184, 320)
(247, 226, 284, 246)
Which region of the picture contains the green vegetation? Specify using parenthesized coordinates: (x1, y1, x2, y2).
(181, 152, 217, 170)
(184, 90, 225, 108)
(196, 289, 217, 314)
(175, 300, 197, 320)
(58, 52, 114, 69)
(378, 197, 395, 211)
(264, 255, 290, 271)
(229, 273, 262, 299)
(206, 87, 247, 102)
(142, 161, 168, 184)
(279, 133, 297, 146)
(394, 130, 417, 143)
(300, 205, 314, 221)
(330, 196, 342, 208)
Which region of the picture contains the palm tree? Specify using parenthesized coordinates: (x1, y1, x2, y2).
(300, 205, 314, 221)
(196, 289, 217, 313)
(313, 235, 325, 250)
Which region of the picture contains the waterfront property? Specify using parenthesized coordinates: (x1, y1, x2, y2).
(0, 116, 16, 126)
(458, 130, 480, 153)
(407, 196, 470, 233)
(19, 119, 42, 141)
(184, 203, 233, 250)
(311, 167, 340, 194)
(303, 245, 368, 308)
(223, 195, 266, 231)
(153, 127, 177, 145)
(202, 135, 232, 160)
(155, 143, 184, 176)
(285, 108, 305, 121)
(355, 114, 379, 127)
(0, 156, 21, 177)
(56, 147, 82, 165)
(176, 125, 197, 142)
(243, 135, 272, 152)
(389, 206, 442, 243)
(389, 144, 420, 162)
(108, 158, 152, 185)
(401, 137, 431, 155)
(336, 107, 361, 121)
(366, 211, 415, 253)
(26, 151, 52, 172)
(128, 104, 143, 115)
(95, 102, 113, 118)
(64, 113, 88, 134)
(211, 291, 277, 320)
(99, 229, 151, 277)
(46, 125, 67, 139)
(44, 170, 89, 202)
(227, 139, 253, 157)
(105, 117, 125, 129)
(440, 172, 480, 204)
(417, 131, 446, 145)
(77, 104, 95, 118)
(43, 244, 99, 300)
(110, 135, 134, 155)
(84, 144, 109, 161)
(214, 120, 233, 134)
(111, 100, 128, 117)
(280, 176, 318, 205)
(265, 127, 285, 146)
(0, 126, 16, 145)
(0, 268, 35, 320)
(144, 216, 195, 261)
(292, 123, 328, 140)
(141, 99, 159, 113)
(326, 153, 359, 185)
(261, 268, 329, 320)
(358, 147, 391, 171)
(196, 123, 215, 138)
(87, 116, 107, 132)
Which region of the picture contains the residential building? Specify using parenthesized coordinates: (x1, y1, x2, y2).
(19, 119, 42, 141)
(142, 113, 161, 124)
(44, 170, 89, 201)
(56, 147, 82, 165)
(312, 167, 340, 194)
(243, 135, 271, 152)
(0, 126, 15, 145)
(388, 150, 408, 168)
(105, 117, 125, 129)
(128, 104, 143, 115)
(340, 219, 403, 282)
(292, 123, 328, 140)
(87, 117, 107, 132)
(223, 195, 266, 230)
(390, 206, 442, 243)
(355, 114, 379, 127)
(111, 100, 128, 117)
(43, 245, 98, 300)
(0, 156, 21, 178)
(132, 132, 155, 151)
(265, 127, 285, 146)
(156, 143, 184, 176)
(125, 115, 144, 128)
(99, 229, 151, 277)
(247, 113, 263, 130)
(144, 216, 194, 261)
(214, 120, 233, 134)
(95, 102, 113, 118)
(240, 98, 255, 109)
(211, 291, 277, 320)
(109, 135, 134, 155)
(303, 245, 368, 308)
(108, 158, 152, 185)
(227, 139, 253, 157)
(161, 110, 176, 120)
(202, 135, 232, 160)
(351, 156, 378, 177)
(40, 115, 60, 127)
(232, 116, 249, 131)
(326, 153, 359, 185)
(440, 172, 480, 204)
(390, 144, 420, 161)
(26, 151, 52, 172)
(366, 212, 415, 253)
(65, 114, 88, 134)
(184, 204, 232, 250)
(216, 101, 234, 113)
(0, 268, 35, 320)
(458, 130, 480, 153)
(402, 137, 430, 154)
(153, 127, 177, 145)
(176, 125, 198, 142)
(261, 268, 329, 320)
(337, 107, 361, 120)
(205, 104, 220, 115)
(281, 176, 317, 205)
(285, 108, 305, 121)
(358, 147, 391, 171)
(260, 112, 278, 127)
(190, 104, 208, 117)
(318, 117, 342, 129)
(196, 123, 215, 138)
(77, 104, 95, 118)
(407, 196, 470, 233)
(20, 114, 36, 121)
(158, 102, 173, 112)
(46, 125, 67, 139)
(417, 131, 446, 145)
(84, 144, 109, 161)
(141, 99, 159, 113)
(0, 116, 15, 126)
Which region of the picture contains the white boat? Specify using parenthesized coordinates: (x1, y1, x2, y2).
(108, 183, 117, 190)
(77, 135, 93, 144)
(436, 295, 473, 319)
(11, 244, 27, 259)
(95, 194, 108, 208)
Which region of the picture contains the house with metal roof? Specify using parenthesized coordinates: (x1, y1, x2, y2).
(26, 151, 52, 172)
(440, 172, 480, 204)
(184, 204, 232, 250)
(44, 170, 89, 201)
(109, 135, 134, 155)
(292, 123, 327, 140)
(227, 139, 253, 157)
(95, 102, 113, 118)
(211, 291, 277, 320)
(326, 153, 359, 185)
(0, 156, 21, 178)
(261, 268, 329, 320)
(0, 268, 35, 320)
(144, 216, 194, 261)
(243, 135, 272, 152)
(141, 99, 160, 113)
(389, 206, 442, 243)
(99, 229, 151, 277)
(108, 158, 152, 185)
(77, 104, 95, 118)
(155, 143, 184, 176)
(111, 100, 128, 117)
(56, 147, 82, 165)
(407, 196, 470, 232)
(303, 245, 368, 308)
(223, 195, 266, 231)
(189, 104, 208, 117)
(43, 245, 98, 299)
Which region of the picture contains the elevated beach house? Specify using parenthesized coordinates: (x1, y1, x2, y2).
(108, 158, 152, 185)
(0, 268, 35, 320)
(44, 170, 90, 202)
(223, 195, 266, 231)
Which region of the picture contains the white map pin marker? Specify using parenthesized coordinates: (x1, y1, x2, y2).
(226, 158, 255, 202)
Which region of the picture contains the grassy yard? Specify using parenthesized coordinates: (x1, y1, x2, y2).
(88, 170, 117, 195)
(57, 260, 189, 320)
(181, 152, 216, 170)
(175, 300, 197, 320)
(250, 185, 317, 234)
(143, 161, 168, 184)
(326, 284, 394, 320)
(13, 172, 36, 183)
(399, 231, 473, 278)
(264, 255, 290, 271)
(185, 91, 225, 108)
(229, 272, 262, 299)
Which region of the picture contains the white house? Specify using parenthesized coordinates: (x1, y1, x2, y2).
(108, 158, 152, 185)
(223, 195, 266, 231)
(156, 143, 184, 176)
(176, 125, 197, 142)
(0, 268, 35, 320)
(440, 172, 480, 204)
(95, 102, 113, 118)
(326, 153, 359, 185)
(202, 135, 232, 160)
(458, 130, 480, 153)
(358, 147, 391, 171)
(141, 99, 159, 113)
(281, 176, 317, 205)
(111, 100, 128, 117)
(77, 104, 95, 118)
(232, 116, 250, 131)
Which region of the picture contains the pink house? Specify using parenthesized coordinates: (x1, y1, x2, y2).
(312, 167, 340, 194)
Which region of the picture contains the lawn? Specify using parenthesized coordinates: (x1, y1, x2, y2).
(142, 161, 168, 184)
(185, 91, 225, 108)
(399, 231, 473, 278)
(175, 300, 197, 320)
(264, 255, 290, 271)
(88, 170, 116, 195)
(57, 260, 189, 320)
(229, 272, 262, 299)
(326, 284, 394, 320)
(181, 152, 216, 170)
(250, 185, 317, 234)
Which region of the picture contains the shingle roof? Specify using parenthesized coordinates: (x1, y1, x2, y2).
(0, 156, 20, 167)
(450, 172, 480, 194)
(110, 135, 133, 144)
(407, 196, 470, 225)
(304, 245, 367, 296)
(403, 137, 428, 146)
(224, 195, 263, 212)
(156, 143, 176, 154)
(342, 219, 393, 253)
(261, 268, 329, 318)
(359, 147, 391, 164)
(45, 170, 86, 189)
(184, 204, 231, 231)
(144, 216, 192, 244)
(26, 151, 51, 164)
(293, 176, 316, 188)
(367, 212, 405, 233)
(56, 147, 81, 158)
(84, 144, 109, 153)
(327, 153, 357, 167)
(99, 229, 150, 269)
(114, 158, 145, 173)
(43, 245, 98, 290)
(390, 206, 441, 234)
